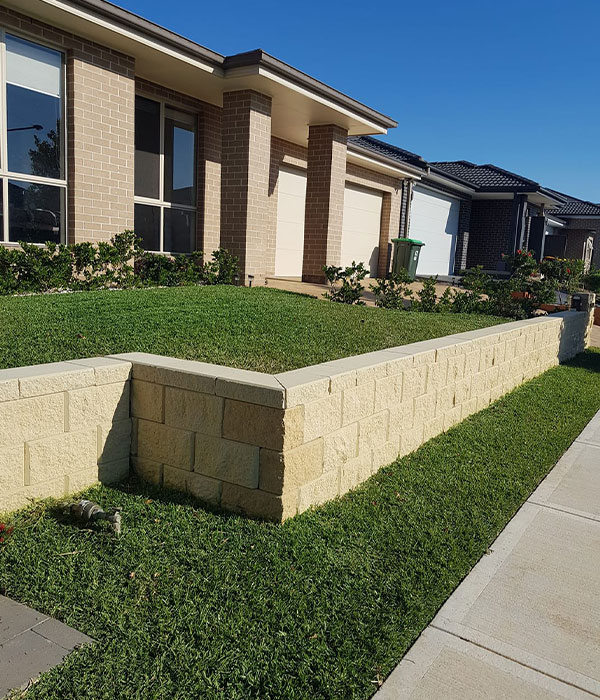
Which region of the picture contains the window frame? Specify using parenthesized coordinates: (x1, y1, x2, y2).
(134, 92, 198, 254)
(0, 28, 67, 245)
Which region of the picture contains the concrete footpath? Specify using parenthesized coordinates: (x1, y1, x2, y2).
(0, 596, 92, 697)
(375, 409, 600, 699)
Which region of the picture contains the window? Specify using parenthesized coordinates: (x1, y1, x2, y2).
(134, 96, 197, 253)
(0, 32, 65, 244)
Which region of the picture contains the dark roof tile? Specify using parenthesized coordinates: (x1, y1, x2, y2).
(347, 136, 427, 169)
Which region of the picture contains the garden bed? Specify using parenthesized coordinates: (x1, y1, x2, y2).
(1, 349, 599, 699)
(0, 286, 505, 373)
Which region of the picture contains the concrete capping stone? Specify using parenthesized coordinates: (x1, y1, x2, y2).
(0, 361, 96, 398)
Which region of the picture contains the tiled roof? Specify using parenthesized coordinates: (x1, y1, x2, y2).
(429, 160, 539, 190)
(348, 136, 427, 170)
(548, 198, 600, 217)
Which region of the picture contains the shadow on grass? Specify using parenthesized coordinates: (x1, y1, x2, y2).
(565, 347, 600, 373)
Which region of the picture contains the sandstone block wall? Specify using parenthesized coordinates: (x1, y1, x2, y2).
(0, 358, 131, 513)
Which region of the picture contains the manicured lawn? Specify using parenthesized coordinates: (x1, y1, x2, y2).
(0, 286, 505, 372)
(1, 349, 599, 700)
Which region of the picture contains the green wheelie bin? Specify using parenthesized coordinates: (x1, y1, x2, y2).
(391, 237, 425, 280)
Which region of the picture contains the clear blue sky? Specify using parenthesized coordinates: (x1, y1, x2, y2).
(120, 0, 599, 201)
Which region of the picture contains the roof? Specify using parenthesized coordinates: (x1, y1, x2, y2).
(429, 160, 541, 191)
(347, 136, 427, 170)
(547, 195, 600, 217)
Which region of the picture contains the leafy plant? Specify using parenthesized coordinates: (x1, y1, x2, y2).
(323, 261, 368, 305)
(412, 276, 439, 312)
(370, 269, 413, 309)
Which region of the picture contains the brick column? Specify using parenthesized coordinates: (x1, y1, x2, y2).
(377, 187, 402, 277)
(220, 90, 272, 285)
(67, 47, 135, 243)
(302, 124, 348, 283)
(453, 198, 472, 274)
(197, 104, 221, 254)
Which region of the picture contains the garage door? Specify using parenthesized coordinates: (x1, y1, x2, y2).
(341, 184, 383, 276)
(274, 167, 307, 277)
(408, 185, 460, 276)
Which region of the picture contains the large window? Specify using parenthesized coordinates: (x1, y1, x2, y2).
(134, 95, 197, 253)
(1, 32, 65, 244)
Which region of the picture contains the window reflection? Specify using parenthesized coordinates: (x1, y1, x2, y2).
(8, 179, 62, 244)
(164, 208, 195, 253)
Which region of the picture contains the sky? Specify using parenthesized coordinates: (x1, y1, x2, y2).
(119, 0, 600, 201)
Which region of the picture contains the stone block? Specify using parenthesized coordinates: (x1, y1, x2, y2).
(479, 345, 495, 371)
(131, 456, 162, 485)
(464, 349, 481, 377)
(303, 393, 342, 442)
(163, 465, 222, 506)
(0, 394, 64, 449)
(426, 360, 448, 393)
(195, 434, 259, 488)
(435, 384, 456, 417)
(131, 380, 164, 423)
(358, 411, 389, 455)
(454, 379, 471, 406)
(137, 419, 194, 470)
(98, 458, 129, 484)
(98, 420, 131, 465)
(477, 390, 492, 411)
(399, 425, 424, 457)
(221, 483, 297, 521)
(0, 446, 24, 493)
(323, 423, 358, 472)
(164, 387, 223, 436)
(27, 429, 97, 485)
(493, 341, 506, 366)
(374, 373, 402, 412)
(339, 457, 361, 493)
(385, 354, 414, 377)
(423, 415, 445, 442)
(402, 365, 428, 400)
(388, 401, 415, 438)
(461, 397, 479, 419)
(131, 418, 138, 456)
(371, 437, 400, 473)
(342, 382, 375, 425)
(414, 392, 437, 425)
(15, 362, 94, 398)
(2, 478, 66, 513)
(0, 378, 18, 403)
(223, 401, 303, 451)
(298, 470, 340, 513)
(485, 365, 500, 391)
(504, 337, 517, 362)
(259, 439, 324, 495)
(67, 382, 130, 430)
(443, 405, 463, 431)
(69, 357, 132, 385)
(446, 353, 466, 382)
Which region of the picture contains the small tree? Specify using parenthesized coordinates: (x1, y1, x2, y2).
(322, 262, 368, 305)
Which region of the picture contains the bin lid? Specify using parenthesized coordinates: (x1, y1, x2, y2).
(391, 237, 425, 246)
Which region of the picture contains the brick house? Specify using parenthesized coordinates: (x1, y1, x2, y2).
(545, 195, 600, 270)
(0, 0, 433, 285)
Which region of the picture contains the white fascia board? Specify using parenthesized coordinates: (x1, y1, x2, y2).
(38, 0, 222, 75)
(546, 216, 566, 228)
(347, 149, 422, 180)
(258, 66, 387, 135)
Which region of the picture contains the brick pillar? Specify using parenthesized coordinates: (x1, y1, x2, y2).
(67, 47, 135, 243)
(220, 90, 272, 285)
(453, 198, 472, 274)
(197, 104, 221, 254)
(302, 124, 348, 282)
(377, 187, 402, 277)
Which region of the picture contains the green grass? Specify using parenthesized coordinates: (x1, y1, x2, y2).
(0, 286, 505, 372)
(1, 349, 599, 700)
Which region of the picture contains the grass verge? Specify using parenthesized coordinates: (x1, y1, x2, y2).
(1, 349, 599, 700)
(0, 286, 505, 372)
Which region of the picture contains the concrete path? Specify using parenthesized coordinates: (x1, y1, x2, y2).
(0, 596, 92, 698)
(590, 323, 600, 348)
(375, 409, 600, 699)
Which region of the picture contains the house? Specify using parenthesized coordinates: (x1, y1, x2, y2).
(0, 0, 434, 286)
(545, 193, 600, 270)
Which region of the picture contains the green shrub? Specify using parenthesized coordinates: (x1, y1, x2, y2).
(584, 270, 600, 293)
(370, 269, 413, 309)
(323, 261, 368, 305)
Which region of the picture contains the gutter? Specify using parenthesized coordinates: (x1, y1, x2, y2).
(347, 141, 427, 178)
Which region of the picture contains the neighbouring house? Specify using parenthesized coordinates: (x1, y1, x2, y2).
(0, 0, 434, 286)
(545, 193, 600, 270)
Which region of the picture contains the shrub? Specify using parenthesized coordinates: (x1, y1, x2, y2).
(411, 276, 439, 312)
(323, 261, 368, 305)
(583, 270, 600, 294)
(370, 269, 413, 309)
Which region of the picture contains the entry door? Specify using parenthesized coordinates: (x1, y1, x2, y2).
(274, 167, 307, 277)
(341, 184, 383, 276)
(408, 186, 460, 276)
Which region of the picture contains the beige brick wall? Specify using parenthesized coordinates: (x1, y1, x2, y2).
(220, 90, 273, 284)
(0, 358, 131, 514)
(302, 124, 348, 282)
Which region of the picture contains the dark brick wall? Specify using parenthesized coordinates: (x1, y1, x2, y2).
(454, 198, 472, 273)
(466, 199, 514, 270)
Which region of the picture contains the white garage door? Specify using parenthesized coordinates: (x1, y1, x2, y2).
(341, 184, 383, 276)
(408, 185, 460, 276)
(275, 167, 307, 277)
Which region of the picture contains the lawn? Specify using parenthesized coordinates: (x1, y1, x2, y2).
(0, 286, 505, 372)
(1, 349, 599, 700)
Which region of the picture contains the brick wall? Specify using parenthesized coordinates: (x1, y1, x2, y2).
(560, 218, 600, 268)
(467, 199, 514, 270)
(220, 91, 273, 284)
(302, 124, 348, 282)
(0, 6, 135, 244)
(0, 359, 131, 513)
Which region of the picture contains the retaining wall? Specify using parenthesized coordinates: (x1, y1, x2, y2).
(0, 311, 592, 518)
